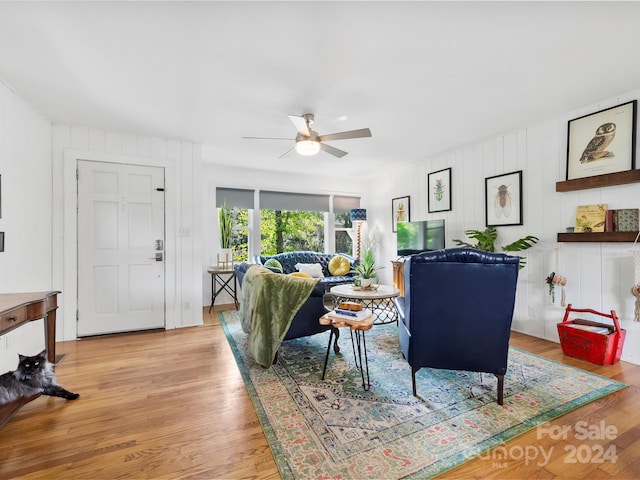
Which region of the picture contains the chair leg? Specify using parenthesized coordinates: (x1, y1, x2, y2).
(332, 327, 340, 353)
(495, 374, 504, 405)
(412, 367, 419, 396)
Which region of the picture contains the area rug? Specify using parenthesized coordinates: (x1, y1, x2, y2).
(219, 310, 627, 479)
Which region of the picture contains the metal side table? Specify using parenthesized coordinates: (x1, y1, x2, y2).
(207, 266, 239, 313)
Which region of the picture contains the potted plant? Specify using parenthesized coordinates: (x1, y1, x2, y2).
(452, 226, 538, 269)
(218, 202, 233, 265)
(353, 248, 382, 288)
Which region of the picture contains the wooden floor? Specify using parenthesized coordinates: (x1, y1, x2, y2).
(0, 307, 639, 479)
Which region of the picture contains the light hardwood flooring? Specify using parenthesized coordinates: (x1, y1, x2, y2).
(0, 306, 638, 479)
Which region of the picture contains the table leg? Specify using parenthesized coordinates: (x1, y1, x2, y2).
(322, 329, 337, 380)
(209, 273, 215, 313)
(209, 272, 238, 313)
(44, 308, 57, 365)
(350, 329, 370, 391)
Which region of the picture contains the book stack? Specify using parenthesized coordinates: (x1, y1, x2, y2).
(604, 208, 639, 232)
(326, 301, 372, 322)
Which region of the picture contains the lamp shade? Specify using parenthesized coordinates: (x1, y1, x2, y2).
(350, 208, 367, 222)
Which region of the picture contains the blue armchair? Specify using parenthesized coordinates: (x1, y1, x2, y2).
(394, 248, 519, 405)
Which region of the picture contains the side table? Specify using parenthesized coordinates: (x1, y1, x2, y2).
(329, 283, 400, 325)
(320, 310, 374, 391)
(207, 266, 239, 313)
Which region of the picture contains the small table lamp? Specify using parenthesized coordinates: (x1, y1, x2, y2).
(350, 208, 367, 260)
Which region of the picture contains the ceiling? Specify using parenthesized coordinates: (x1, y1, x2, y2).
(2, 1, 640, 178)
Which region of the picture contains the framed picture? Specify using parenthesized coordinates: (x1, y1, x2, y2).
(427, 167, 452, 213)
(485, 170, 523, 227)
(0, 232, 4, 252)
(392, 196, 410, 232)
(566, 100, 637, 180)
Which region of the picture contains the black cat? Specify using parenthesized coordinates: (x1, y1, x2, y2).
(0, 352, 79, 405)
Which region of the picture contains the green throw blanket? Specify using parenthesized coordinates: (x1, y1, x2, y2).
(240, 264, 320, 367)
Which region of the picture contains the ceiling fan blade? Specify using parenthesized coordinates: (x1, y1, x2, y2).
(288, 114, 311, 136)
(278, 146, 296, 159)
(318, 128, 372, 142)
(242, 136, 294, 140)
(320, 143, 348, 158)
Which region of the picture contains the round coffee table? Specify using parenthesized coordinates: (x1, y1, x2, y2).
(329, 283, 400, 325)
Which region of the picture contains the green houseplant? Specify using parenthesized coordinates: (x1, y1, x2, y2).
(353, 249, 382, 287)
(452, 226, 538, 269)
(218, 203, 233, 265)
(219, 202, 233, 249)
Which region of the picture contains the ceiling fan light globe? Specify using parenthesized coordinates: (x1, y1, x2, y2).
(295, 139, 321, 156)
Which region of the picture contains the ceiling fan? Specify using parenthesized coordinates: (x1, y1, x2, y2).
(243, 113, 372, 158)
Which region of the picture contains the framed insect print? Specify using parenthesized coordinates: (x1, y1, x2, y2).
(427, 167, 452, 213)
(566, 100, 636, 181)
(485, 170, 522, 227)
(392, 196, 410, 232)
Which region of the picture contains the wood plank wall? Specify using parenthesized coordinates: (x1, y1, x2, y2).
(376, 89, 640, 364)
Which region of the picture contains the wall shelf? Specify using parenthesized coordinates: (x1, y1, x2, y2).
(556, 169, 640, 192)
(557, 232, 639, 243)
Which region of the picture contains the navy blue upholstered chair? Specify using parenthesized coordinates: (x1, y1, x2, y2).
(394, 248, 519, 405)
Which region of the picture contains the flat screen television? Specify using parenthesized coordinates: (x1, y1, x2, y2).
(396, 219, 445, 256)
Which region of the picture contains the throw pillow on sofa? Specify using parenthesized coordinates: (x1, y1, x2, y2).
(289, 271, 312, 278)
(295, 263, 324, 278)
(328, 255, 351, 276)
(264, 258, 284, 273)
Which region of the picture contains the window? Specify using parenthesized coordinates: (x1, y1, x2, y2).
(216, 188, 253, 262)
(216, 188, 360, 258)
(260, 209, 324, 254)
(334, 211, 353, 255)
(333, 195, 360, 256)
(230, 207, 249, 262)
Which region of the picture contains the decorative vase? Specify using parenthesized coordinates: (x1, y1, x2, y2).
(217, 248, 233, 268)
(360, 278, 373, 288)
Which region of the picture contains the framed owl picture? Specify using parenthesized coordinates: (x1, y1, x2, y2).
(566, 100, 637, 181)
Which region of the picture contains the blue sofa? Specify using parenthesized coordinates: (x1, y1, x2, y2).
(395, 248, 519, 404)
(235, 251, 357, 346)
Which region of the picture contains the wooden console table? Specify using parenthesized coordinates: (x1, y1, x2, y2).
(0, 291, 60, 428)
(391, 260, 405, 297)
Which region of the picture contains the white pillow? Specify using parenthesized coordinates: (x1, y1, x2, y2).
(295, 263, 324, 278)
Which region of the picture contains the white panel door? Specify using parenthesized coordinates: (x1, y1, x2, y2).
(77, 161, 165, 336)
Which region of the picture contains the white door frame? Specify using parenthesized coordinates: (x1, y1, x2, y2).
(62, 149, 178, 341)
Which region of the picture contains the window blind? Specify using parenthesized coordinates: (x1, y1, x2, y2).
(333, 195, 361, 214)
(259, 191, 330, 212)
(216, 188, 254, 209)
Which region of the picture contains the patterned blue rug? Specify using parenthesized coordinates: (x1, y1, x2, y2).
(219, 310, 627, 479)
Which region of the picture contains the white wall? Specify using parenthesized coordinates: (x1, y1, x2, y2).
(0, 80, 53, 371)
(0, 76, 205, 375)
(52, 126, 203, 340)
(370, 88, 640, 365)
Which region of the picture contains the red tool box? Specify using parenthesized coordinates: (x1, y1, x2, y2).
(557, 304, 625, 365)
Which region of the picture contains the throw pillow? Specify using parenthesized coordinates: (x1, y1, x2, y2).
(328, 255, 351, 276)
(295, 263, 324, 278)
(263, 258, 283, 273)
(289, 271, 312, 278)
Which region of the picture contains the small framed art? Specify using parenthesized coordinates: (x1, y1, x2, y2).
(427, 167, 452, 213)
(392, 196, 410, 232)
(485, 170, 523, 227)
(566, 100, 637, 181)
